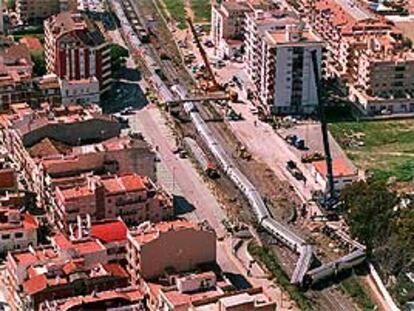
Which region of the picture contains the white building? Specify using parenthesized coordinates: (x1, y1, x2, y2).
(211, 1, 252, 58)
(59, 77, 100, 105)
(0, 208, 38, 255)
(259, 25, 323, 114)
(244, 9, 299, 88)
(311, 159, 358, 191)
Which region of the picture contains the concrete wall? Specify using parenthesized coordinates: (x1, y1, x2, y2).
(139, 229, 216, 279)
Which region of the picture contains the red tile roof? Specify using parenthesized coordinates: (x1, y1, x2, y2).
(52, 233, 73, 250)
(101, 174, 147, 194)
(19, 36, 43, 51)
(103, 263, 128, 278)
(313, 159, 357, 178)
(72, 240, 105, 255)
(23, 274, 48, 295)
(90, 219, 128, 243)
(59, 185, 94, 202)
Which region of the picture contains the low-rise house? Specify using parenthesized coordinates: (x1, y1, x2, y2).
(311, 159, 359, 191)
(0, 207, 38, 255)
(5, 234, 129, 311)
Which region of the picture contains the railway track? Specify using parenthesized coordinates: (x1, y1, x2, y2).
(110, 1, 367, 309)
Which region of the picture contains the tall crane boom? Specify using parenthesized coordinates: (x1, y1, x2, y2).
(311, 50, 335, 205)
(187, 17, 221, 92)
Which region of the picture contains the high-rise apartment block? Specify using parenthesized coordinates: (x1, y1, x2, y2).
(44, 12, 111, 93)
(258, 25, 323, 114)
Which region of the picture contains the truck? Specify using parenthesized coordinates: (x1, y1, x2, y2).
(183, 137, 218, 178)
(286, 160, 306, 182)
(285, 134, 306, 150)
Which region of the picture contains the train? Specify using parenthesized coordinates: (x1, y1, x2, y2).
(182, 102, 317, 284)
(111, 0, 367, 286)
(305, 249, 366, 285)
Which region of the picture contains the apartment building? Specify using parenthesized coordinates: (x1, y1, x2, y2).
(0, 36, 33, 74)
(245, 10, 299, 86)
(39, 287, 145, 310)
(65, 217, 128, 263)
(53, 173, 173, 231)
(211, 1, 253, 57)
(127, 220, 216, 284)
(211, 0, 276, 57)
(44, 12, 111, 93)
(0, 208, 38, 255)
(16, 0, 60, 24)
(4, 236, 129, 311)
(306, 0, 414, 114)
(59, 77, 100, 105)
(259, 25, 323, 114)
(0, 103, 121, 207)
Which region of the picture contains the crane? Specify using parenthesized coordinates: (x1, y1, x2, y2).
(311, 50, 336, 208)
(186, 17, 221, 92)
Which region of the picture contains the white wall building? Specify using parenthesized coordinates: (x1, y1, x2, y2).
(311, 159, 358, 191)
(259, 25, 324, 114)
(0, 208, 38, 255)
(244, 9, 299, 87)
(59, 77, 100, 105)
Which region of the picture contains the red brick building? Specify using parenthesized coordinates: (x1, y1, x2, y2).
(44, 12, 111, 93)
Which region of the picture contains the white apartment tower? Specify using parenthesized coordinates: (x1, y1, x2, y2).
(244, 9, 300, 89)
(259, 25, 323, 114)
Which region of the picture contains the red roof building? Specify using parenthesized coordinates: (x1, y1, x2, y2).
(5, 233, 129, 311)
(312, 159, 358, 191)
(54, 173, 173, 232)
(0, 207, 38, 255)
(19, 37, 43, 52)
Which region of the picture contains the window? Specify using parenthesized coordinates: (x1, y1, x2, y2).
(2, 234, 10, 240)
(15, 232, 23, 239)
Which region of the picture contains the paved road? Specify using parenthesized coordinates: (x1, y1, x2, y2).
(128, 104, 298, 308)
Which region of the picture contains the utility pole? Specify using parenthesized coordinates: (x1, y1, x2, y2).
(311, 50, 335, 206)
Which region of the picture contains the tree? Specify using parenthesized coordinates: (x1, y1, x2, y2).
(340, 180, 398, 251)
(31, 51, 46, 77)
(109, 43, 129, 72)
(7, 0, 15, 10)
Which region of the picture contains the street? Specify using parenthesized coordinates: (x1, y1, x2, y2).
(127, 105, 296, 309)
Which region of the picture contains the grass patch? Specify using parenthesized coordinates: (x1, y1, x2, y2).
(191, 0, 211, 22)
(162, 0, 187, 29)
(341, 277, 376, 310)
(248, 241, 313, 310)
(329, 119, 414, 182)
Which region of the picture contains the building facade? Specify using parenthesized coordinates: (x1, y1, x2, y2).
(259, 26, 323, 114)
(44, 12, 111, 93)
(16, 0, 60, 25)
(0, 208, 38, 255)
(59, 77, 100, 105)
(127, 220, 216, 284)
(53, 173, 173, 231)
